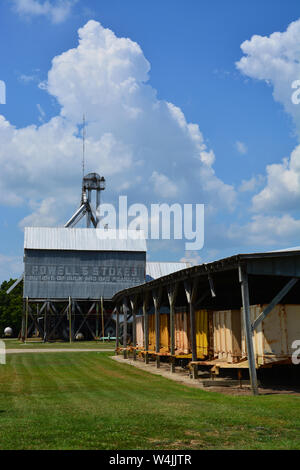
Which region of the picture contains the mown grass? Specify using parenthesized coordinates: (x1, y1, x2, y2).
(3, 339, 115, 349)
(0, 352, 299, 450)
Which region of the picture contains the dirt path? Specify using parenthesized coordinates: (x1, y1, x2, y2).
(112, 355, 300, 396)
(7, 349, 114, 354)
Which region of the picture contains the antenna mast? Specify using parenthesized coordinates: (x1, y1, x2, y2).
(82, 114, 86, 179)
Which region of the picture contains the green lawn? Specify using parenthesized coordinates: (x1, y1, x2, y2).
(0, 352, 299, 450)
(3, 339, 115, 349)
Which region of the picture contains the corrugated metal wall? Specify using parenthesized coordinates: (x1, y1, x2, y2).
(242, 304, 300, 365)
(175, 310, 190, 354)
(148, 314, 156, 351)
(213, 310, 242, 363)
(195, 310, 209, 359)
(24, 249, 146, 300)
(136, 316, 144, 349)
(160, 314, 169, 352)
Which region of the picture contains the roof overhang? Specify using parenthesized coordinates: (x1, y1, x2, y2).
(112, 250, 300, 303)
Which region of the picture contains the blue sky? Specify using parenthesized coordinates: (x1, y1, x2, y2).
(2, 0, 300, 280)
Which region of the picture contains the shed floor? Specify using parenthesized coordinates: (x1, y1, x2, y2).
(112, 355, 300, 396)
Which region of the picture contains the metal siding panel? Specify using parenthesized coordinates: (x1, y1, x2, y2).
(195, 310, 208, 359)
(148, 314, 156, 351)
(247, 304, 300, 365)
(160, 314, 169, 352)
(246, 256, 300, 277)
(175, 310, 190, 354)
(24, 249, 146, 300)
(285, 305, 300, 355)
(213, 310, 242, 363)
(136, 316, 144, 349)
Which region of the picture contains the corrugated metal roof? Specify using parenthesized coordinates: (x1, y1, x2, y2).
(24, 227, 147, 252)
(113, 249, 300, 302)
(270, 246, 300, 252)
(146, 261, 190, 281)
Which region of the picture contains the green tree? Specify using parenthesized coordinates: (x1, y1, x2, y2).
(0, 279, 23, 337)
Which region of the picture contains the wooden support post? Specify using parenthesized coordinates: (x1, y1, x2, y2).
(115, 306, 120, 354)
(44, 302, 49, 343)
(185, 279, 198, 378)
(101, 296, 105, 342)
(71, 300, 76, 341)
(207, 274, 216, 298)
(143, 294, 149, 364)
(74, 302, 96, 339)
(153, 288, 162, 368)
(239, 265, 259, 396)
(167, 284, 178, 373)
(130, 296, 138, 361)
(47, 303, 68, 340)
(69, 297, 72, 343)
(21, 299, 26, 342)
(96, 302, 99, 339)
(123, 298, 128, 359)
(25, 297, 29, 343)
(30, 303, 43, 339)
(252, 277, 298, 331)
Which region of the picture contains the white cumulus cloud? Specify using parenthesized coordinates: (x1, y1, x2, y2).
(227, 214, 300, 247)
(236, 18, 300, 134)
(234, 18, 300, 246)
(239, 174, 265, 193)
(0, 20, 236, 234)
(12, 0, 75, 24)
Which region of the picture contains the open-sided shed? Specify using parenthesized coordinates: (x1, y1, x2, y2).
(112, 249, 300, 395)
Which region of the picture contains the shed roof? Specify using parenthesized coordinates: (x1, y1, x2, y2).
(24, 227, 147, 252)
(146, 262, 190, 281)
(112, 249, 300, 304)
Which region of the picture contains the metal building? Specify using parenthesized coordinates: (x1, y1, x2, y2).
(21, 227, 146, 342)
(7, 171, 191, 343)
(24, 227, 147, 300)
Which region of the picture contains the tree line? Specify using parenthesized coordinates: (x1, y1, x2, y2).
(0, 279, 22, 337)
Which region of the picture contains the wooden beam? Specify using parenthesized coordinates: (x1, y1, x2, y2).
(69, 297, 72, 343)
(75, 301, 96, 340)
(47, 303, 69, 340)
(101, 297, 105, 342)
(123, 298, 129, 359)
(74, 302, 96, 338)
(115, 306, 120, 353)
(208, 274, 216, 298)
(167, 283, 178, 373)
(28, 303, 44, 338)
(252, 278, 298, 331)
(142, 293, 150, 364)
(96, 302, 99, 339)
(130, 295, 138, 361)
(25, 297, 29, 343)
(184, 280, 198, 366)
(43, 302, 49, 343)
(153, 287, 162, 368)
